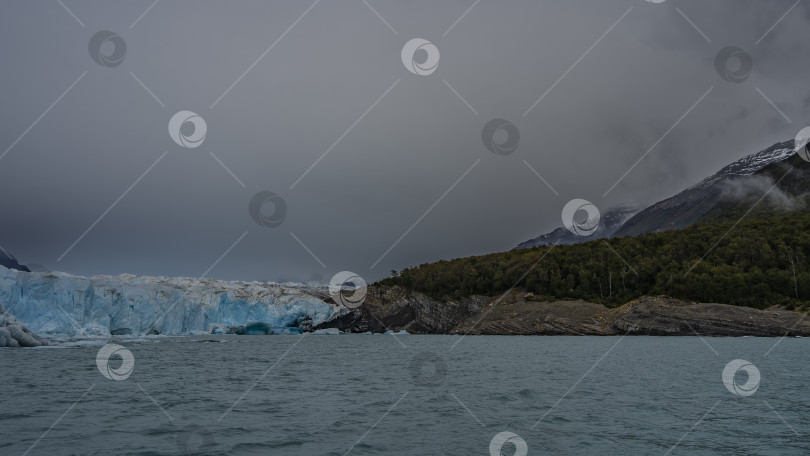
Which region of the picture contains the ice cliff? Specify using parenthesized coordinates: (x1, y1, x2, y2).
(0, 266, 346, 336)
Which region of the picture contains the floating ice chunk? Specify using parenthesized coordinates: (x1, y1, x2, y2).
(0, 302, 47, 347)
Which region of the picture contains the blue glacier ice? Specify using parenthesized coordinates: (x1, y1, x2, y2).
(0, 266, 346, 336)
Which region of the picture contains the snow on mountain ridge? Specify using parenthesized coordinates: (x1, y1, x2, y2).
(689, 141, 794, 191)
(613, 140, 797, 237)
(517, 142, 796, 249)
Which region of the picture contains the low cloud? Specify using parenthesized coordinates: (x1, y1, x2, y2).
(720, 175, 803, 211)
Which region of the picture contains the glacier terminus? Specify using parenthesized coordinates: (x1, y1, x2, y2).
(0, 266, 348, 337)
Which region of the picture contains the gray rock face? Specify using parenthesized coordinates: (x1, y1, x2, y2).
(314, 286, 488, 334)
(337, 286, 810, 337)
(0, 302, 46, 347)
(599, 296, 810, 337)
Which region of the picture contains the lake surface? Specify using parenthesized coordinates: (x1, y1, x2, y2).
(1, 335, 808, 455)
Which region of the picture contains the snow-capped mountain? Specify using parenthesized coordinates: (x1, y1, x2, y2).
(692, 140, 795, 190)
(614, 140, 795, 237)
(515, 205, 640, 249)
(0, 266, 347, 337)
(515, 140, 797, 248)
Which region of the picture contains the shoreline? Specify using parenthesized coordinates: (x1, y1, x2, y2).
(321, 287, 810, 337)
(7, 287, 810, 342)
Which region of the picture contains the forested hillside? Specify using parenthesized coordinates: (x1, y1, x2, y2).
(380, 210, 810, 310)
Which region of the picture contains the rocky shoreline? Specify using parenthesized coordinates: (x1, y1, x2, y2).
(316, 286, 810, 337)
(4, 285, 809, 341)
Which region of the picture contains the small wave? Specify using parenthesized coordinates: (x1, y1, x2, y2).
(517, 388, 536, 398)
(56, 340, 109, 348)
(230, 439, 306, 452)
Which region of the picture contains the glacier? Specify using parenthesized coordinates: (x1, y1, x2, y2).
(0, 266, 347, 337)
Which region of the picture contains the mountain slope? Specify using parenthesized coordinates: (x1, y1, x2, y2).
(614, 140, 795, 237)
(381, 208, 810, 309)
(0, 248, 29, 272)
(515, 140, 796, 249)
(515, 205, 640, 248)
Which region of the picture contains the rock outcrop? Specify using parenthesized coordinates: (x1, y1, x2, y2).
(0, 302, 46, 347)
(599, 296, 810, 336)
(326, 287, 810, 337)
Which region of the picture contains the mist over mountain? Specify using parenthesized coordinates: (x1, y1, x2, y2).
(614, 140, 797, 237)
(516, 140, 799, 249)
(515, 205, 641, 249)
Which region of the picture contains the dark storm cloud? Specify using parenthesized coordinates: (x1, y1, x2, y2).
(0, 0, 807, 283)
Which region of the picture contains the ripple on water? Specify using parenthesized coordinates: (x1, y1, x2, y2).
(2, 335, 810, 456)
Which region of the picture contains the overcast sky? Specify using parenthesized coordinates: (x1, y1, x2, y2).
(0, 0, 808, 283)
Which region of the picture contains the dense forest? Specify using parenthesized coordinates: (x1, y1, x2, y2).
(379, 211, 810, 310)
